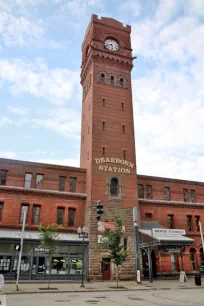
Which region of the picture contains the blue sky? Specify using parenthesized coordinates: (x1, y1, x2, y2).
(0, 0, 204, 181)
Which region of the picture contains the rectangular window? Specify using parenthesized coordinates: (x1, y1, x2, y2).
(57, 207, 64, 225)
(146, 185, 152, 199)
(122, 125, 125, 133)
(138, 184, 143, 198)
(145, 213, 152, 219)
(122, 103, 124, 110)
(59, 176, 66, 192)
(183, 189, 188, 202)
(70, 177, 77, 193)
(164, 187, 171, 201)
(168, 215, 173, 229)
(187, 215, 192, 231)
(20, 205, 29, 224)
(0, 170, 8, 186)
(102, 98, 105, 107)
(24, 173, 32, 188)
(36, 174, 44, 190)
(123, 149, 126, 160)
(102, 121, 105, 130)
(195, 216, 200, 231)
(32, 206, 40, 225)
(102, 146, 105, 156)
(190, 189, 195, 203)
(0, 202, 3, 222)
(68, 208, 76, 227)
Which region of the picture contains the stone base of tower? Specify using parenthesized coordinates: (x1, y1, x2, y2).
(85, 205, 137, 282)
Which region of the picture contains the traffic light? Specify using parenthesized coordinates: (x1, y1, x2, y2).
(14, 244, 21, 252)
(96, 200, 104, 220)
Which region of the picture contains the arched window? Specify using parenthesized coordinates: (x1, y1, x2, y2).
(110, 178, 118, 197)
(200, 248, 204, 266)
(110, 75, 115, 86)
(190, 248, 196, 270)
(100, 73, 105, 83)
(119, 77, 124, 88)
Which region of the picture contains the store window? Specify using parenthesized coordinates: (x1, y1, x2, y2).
(20, 205, 29, 224)
(36, 174, 44, 190)
(24, 173, 32, 188)
(70, 177, 77, 193)
(20, 256, 30, 273)
(0, 256, 12, 273)
(110, 178, 118, 197)
(0, 202, 3, 222)
(52, 257, 67, 274)
(164, 187, 171, 201)
(69, 258, 82, 275)
(57, 207, 64, 225)
(59, 176, 66, 191)
(32, 206, 40, 225)
(138, 184, 143, 198)
(183, 189, 188, 202)
(68, 208, 76, 227)
(0, 170, 8, 186)
(146, 185, 152, 199)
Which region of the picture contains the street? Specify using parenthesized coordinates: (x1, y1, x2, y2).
(3, 288, 204, 306)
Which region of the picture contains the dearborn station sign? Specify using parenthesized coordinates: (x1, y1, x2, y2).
(95, 157, 134, 174)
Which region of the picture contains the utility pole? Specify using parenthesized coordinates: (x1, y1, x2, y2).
(16, 211, 26, 291)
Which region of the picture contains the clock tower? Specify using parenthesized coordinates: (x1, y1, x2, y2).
(80, 15, 138, 280)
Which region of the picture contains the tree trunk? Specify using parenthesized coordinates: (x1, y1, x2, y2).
(116, 265, 119, 288)
(48, 257, 51, 289)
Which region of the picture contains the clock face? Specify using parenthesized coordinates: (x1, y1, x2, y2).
(104, 39, 119, 51)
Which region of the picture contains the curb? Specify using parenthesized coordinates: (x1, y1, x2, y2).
(3, 285, 204, 295)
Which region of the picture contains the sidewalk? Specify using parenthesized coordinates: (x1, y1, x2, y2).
(2, 278, 204, 294)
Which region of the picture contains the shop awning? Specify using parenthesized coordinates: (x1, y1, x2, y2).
(139, 222, 194, 248)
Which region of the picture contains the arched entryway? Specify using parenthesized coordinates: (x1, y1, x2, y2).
(190, 248, 197, 271)
(141, 249, 149, 279)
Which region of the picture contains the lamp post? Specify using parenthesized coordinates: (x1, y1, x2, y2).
(77, 226, 88, 288)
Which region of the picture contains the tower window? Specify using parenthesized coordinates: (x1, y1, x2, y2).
(100, 73, 105, 83)
(102, 121, 105, 130)
(120, 77, 124, 88)
(123, 149, 126, 160)
(102, 98, 106, 107)
(110, 75, 115, 86)
(122, 125, 125, 133)
(110, 178, 118, 197)
(102, 147, 105, 156)
(122, 103, 124, 110)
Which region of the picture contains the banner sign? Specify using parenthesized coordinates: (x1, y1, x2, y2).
(163, 245, 185, 253)
(152, 229, 186, 236)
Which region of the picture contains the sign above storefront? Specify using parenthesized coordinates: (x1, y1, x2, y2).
(95, 157, 135, 174)
(163, 245, 185, 253)
(152, 229, 186, 236)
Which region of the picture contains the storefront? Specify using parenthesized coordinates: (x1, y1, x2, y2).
(139, 222, 194, 280)
(0, 229, 88, 280)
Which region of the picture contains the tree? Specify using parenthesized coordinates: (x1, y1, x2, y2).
(38, 224, 60, 289)
(100, 217, 128, 288)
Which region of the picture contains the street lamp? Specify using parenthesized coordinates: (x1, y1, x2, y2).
(77, 226, 88, 288)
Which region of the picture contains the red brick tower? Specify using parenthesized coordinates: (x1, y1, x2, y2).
(80, 15, 138, 280)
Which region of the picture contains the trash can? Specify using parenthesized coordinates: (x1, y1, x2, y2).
(195, 273, 201, 286)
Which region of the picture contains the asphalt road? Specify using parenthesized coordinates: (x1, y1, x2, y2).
(2, 288, 204, 306)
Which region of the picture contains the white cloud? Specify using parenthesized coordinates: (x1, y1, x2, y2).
(0, 152, 17, 159)
(0, 58, 80, 104)
(8, 106, 29, 116)
(120, 0, 141, 17)
(0, 116, 13, 126)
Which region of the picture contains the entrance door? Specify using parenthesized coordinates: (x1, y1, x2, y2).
(101, 258, 111, 280)
(142, 250, 149, 279)
(38, 257, 46, 276)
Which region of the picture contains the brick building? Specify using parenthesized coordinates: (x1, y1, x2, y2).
(0, 15, 203, 280)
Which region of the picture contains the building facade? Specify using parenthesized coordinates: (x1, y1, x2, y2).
(0, 15, 204, 280)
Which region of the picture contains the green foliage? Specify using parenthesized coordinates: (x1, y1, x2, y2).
(100, 217, 128, 266)
(38, 224, 60, 257)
